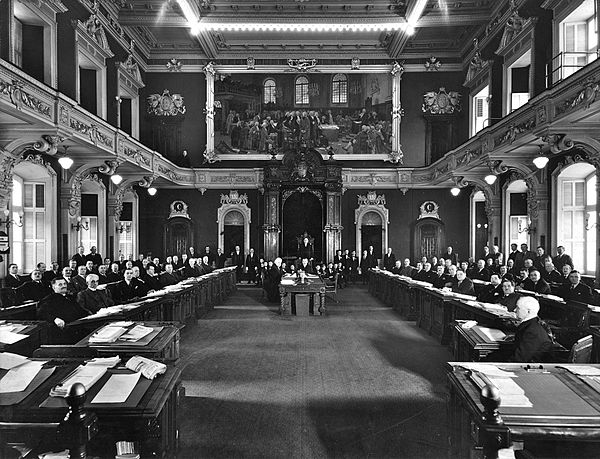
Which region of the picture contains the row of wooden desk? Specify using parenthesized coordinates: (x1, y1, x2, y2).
(370, 269, 600, 457)
(0, 267, 237, 458)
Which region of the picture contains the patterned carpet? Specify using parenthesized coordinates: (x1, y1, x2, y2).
(177, 284, 451, 458)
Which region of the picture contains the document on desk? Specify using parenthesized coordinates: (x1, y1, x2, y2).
(0, 361, 44, 393)
(89, 325, 128, 343)
(91, 372, 141, 404)
(0, 352, 29, 370)
(0, 330, 28, 344)
(473, 326, 506, 343)
(560, 365, 600, 376)
(0, 324, 28, 334)
(120, 325, 154, 342)
(50, 365, 107, 397)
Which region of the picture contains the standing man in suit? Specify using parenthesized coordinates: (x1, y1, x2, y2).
(245, 248, 259, 284)
(266, 257, 284, 302)
(231, 245, 245, 281)
(71, 246, 86, 268)
(298, 237, 313, 261)
(85, 246, 102, 268)
(508, 243, 524, 270)
(365, 245, 377, 270)
(558, 270, 594, 304)
(520, 244, 536, 266)
(204, 246, 216, 267)
(3, 263, 22, 288)
(383, 248, 396, 271)
(216, 248, 227, 269)
(442, 246, 458, 266)
(71, 265, 88, 294)
(77, 274, 114, 314)
(554, 246, 574, 272)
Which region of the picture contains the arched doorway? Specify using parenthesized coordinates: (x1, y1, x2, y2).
(223, 210, 245, 255)
(360, 211, 383, 260)
(282, 191, 323, 261)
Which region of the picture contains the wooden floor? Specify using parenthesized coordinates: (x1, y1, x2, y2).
(177, 284, 452, 458)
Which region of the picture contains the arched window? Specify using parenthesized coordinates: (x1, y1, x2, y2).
(331, 74, 348, 104)
(556, 163, 597, 274)
(295, 76, 309, 105)
(263, 78, 276, 104)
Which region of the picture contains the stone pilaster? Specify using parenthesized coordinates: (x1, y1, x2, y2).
(203, 62, 216, 160)
(262, 185, 280, 260)
(324, 187, 343, 264)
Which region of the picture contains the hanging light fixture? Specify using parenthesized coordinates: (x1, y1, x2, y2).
(450, 187, 461, 196)
(484, 174, 497, 185)
(148, 187, 157, 196)
(58, 156, 74, 170)
(110, 174, 123, 185)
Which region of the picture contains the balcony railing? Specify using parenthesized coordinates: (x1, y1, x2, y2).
(548, 51, 598, 87)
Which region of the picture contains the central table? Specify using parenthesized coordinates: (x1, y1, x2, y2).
(279, 277, 326, 316)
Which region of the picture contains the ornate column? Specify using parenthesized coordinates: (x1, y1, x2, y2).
(485, 196, 502, 249)
(526, 177, 548, 249)
(324, 183, 343, 264)
(203, 62, 217, 163)
(0, 150, 16, 212)
(390, 62, 404, 164)
(262, 184, 280, 260)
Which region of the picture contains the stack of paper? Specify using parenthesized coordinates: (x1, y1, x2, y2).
(120, 325, 154, 342)
(466, 363, 532, 408)
(0, 330, 28, 345)
(125, 356, 166, 380)
(0, 352, 29, 370)
(89, 325, 128, 343)
(91, 372, 141, 404)
(50, 365, 108, 397)
(86, 356, 121, 368)
(473, 326, 506, 342)
(0, 360, 44, 393)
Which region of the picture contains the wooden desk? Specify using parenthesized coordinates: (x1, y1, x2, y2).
(0, 301, 37, 320)
(35, 322, 180, 363)
(447, 362, 600, 458)
(452, 323, 515, 362)
(0, 359, 181, 458)
(279, 277, 326, 316)
(0, 321, 48, 357)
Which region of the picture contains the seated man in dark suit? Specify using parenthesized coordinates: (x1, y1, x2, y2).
(451, 269, 475, 296)
(477, 274, 502, 303)
(398, 258, 414, 277)
(495, 277, 520, 312)
(520, 269, 551, 294)
(541, 261, 563, 284)
(160, 263, 180, 287)
(19, 269, 51, 302)
(509, 296, 553, 362)
(114, 269, 146, 303)
(41, 261, 60, 288)
(38, 278, 90, 343)
(106, 262, 122, 284)
(432, 265, 448, 289)
(77, 274, 114, 314)
(558, 270, 594, 304)
(297, 257, 314, 274)
(469, 259, 491, 282)
(143, 265, 162, 291)
(71, 265, 88, 294)
(3, 263, 22, 288)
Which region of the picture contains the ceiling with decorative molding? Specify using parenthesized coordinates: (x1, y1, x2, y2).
(115, 0, 494, 60)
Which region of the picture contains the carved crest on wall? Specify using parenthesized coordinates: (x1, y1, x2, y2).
(220, 190, 248, 205)
(422, 88, 462, 115)
(418, 201, 440, 220)
(357, 191, 386, 206)
(287, 58, 318, 72)
(147, 89, 186, 116)
(169, 200, 190, 219)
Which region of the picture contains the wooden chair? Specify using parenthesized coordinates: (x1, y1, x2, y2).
(568, 334, 593, 363)
(324, 273, 339, 303)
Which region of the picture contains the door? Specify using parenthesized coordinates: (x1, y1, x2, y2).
(164, 218, 193, 257)
(413, 218, 445, 261)
(361, 225, 383, 260)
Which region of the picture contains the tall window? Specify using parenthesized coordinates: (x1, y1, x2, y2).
(295, 76, 309, 105)
(556, 0, 598, 82)
(23, 183, 46, 272)
(263, 79, 276, 104)
(557, 163, 597, 274)
(118, 202, 134, 259)
(331, 74, 348, 104)
(471, 85, 489, 135)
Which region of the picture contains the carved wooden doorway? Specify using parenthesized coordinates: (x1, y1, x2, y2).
(282, 191, 323, 261)
(164, 217, 193, 257)
(413, 218, 445, 261)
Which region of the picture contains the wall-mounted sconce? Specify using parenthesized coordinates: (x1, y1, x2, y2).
(72, 216, 89, 232)
(476, 223, 489, 229)
(1, 209, 23, 229)
(517, 220, 536, 234)
(585, 212, 599, 231)
(117, 222, 132, 233)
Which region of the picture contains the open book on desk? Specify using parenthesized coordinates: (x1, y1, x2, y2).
(125, 355, 166, 380)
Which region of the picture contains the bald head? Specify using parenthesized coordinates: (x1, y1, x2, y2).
(515, 296, 540, 323)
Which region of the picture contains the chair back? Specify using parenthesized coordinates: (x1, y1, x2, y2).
(569, 334, 593, 363)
